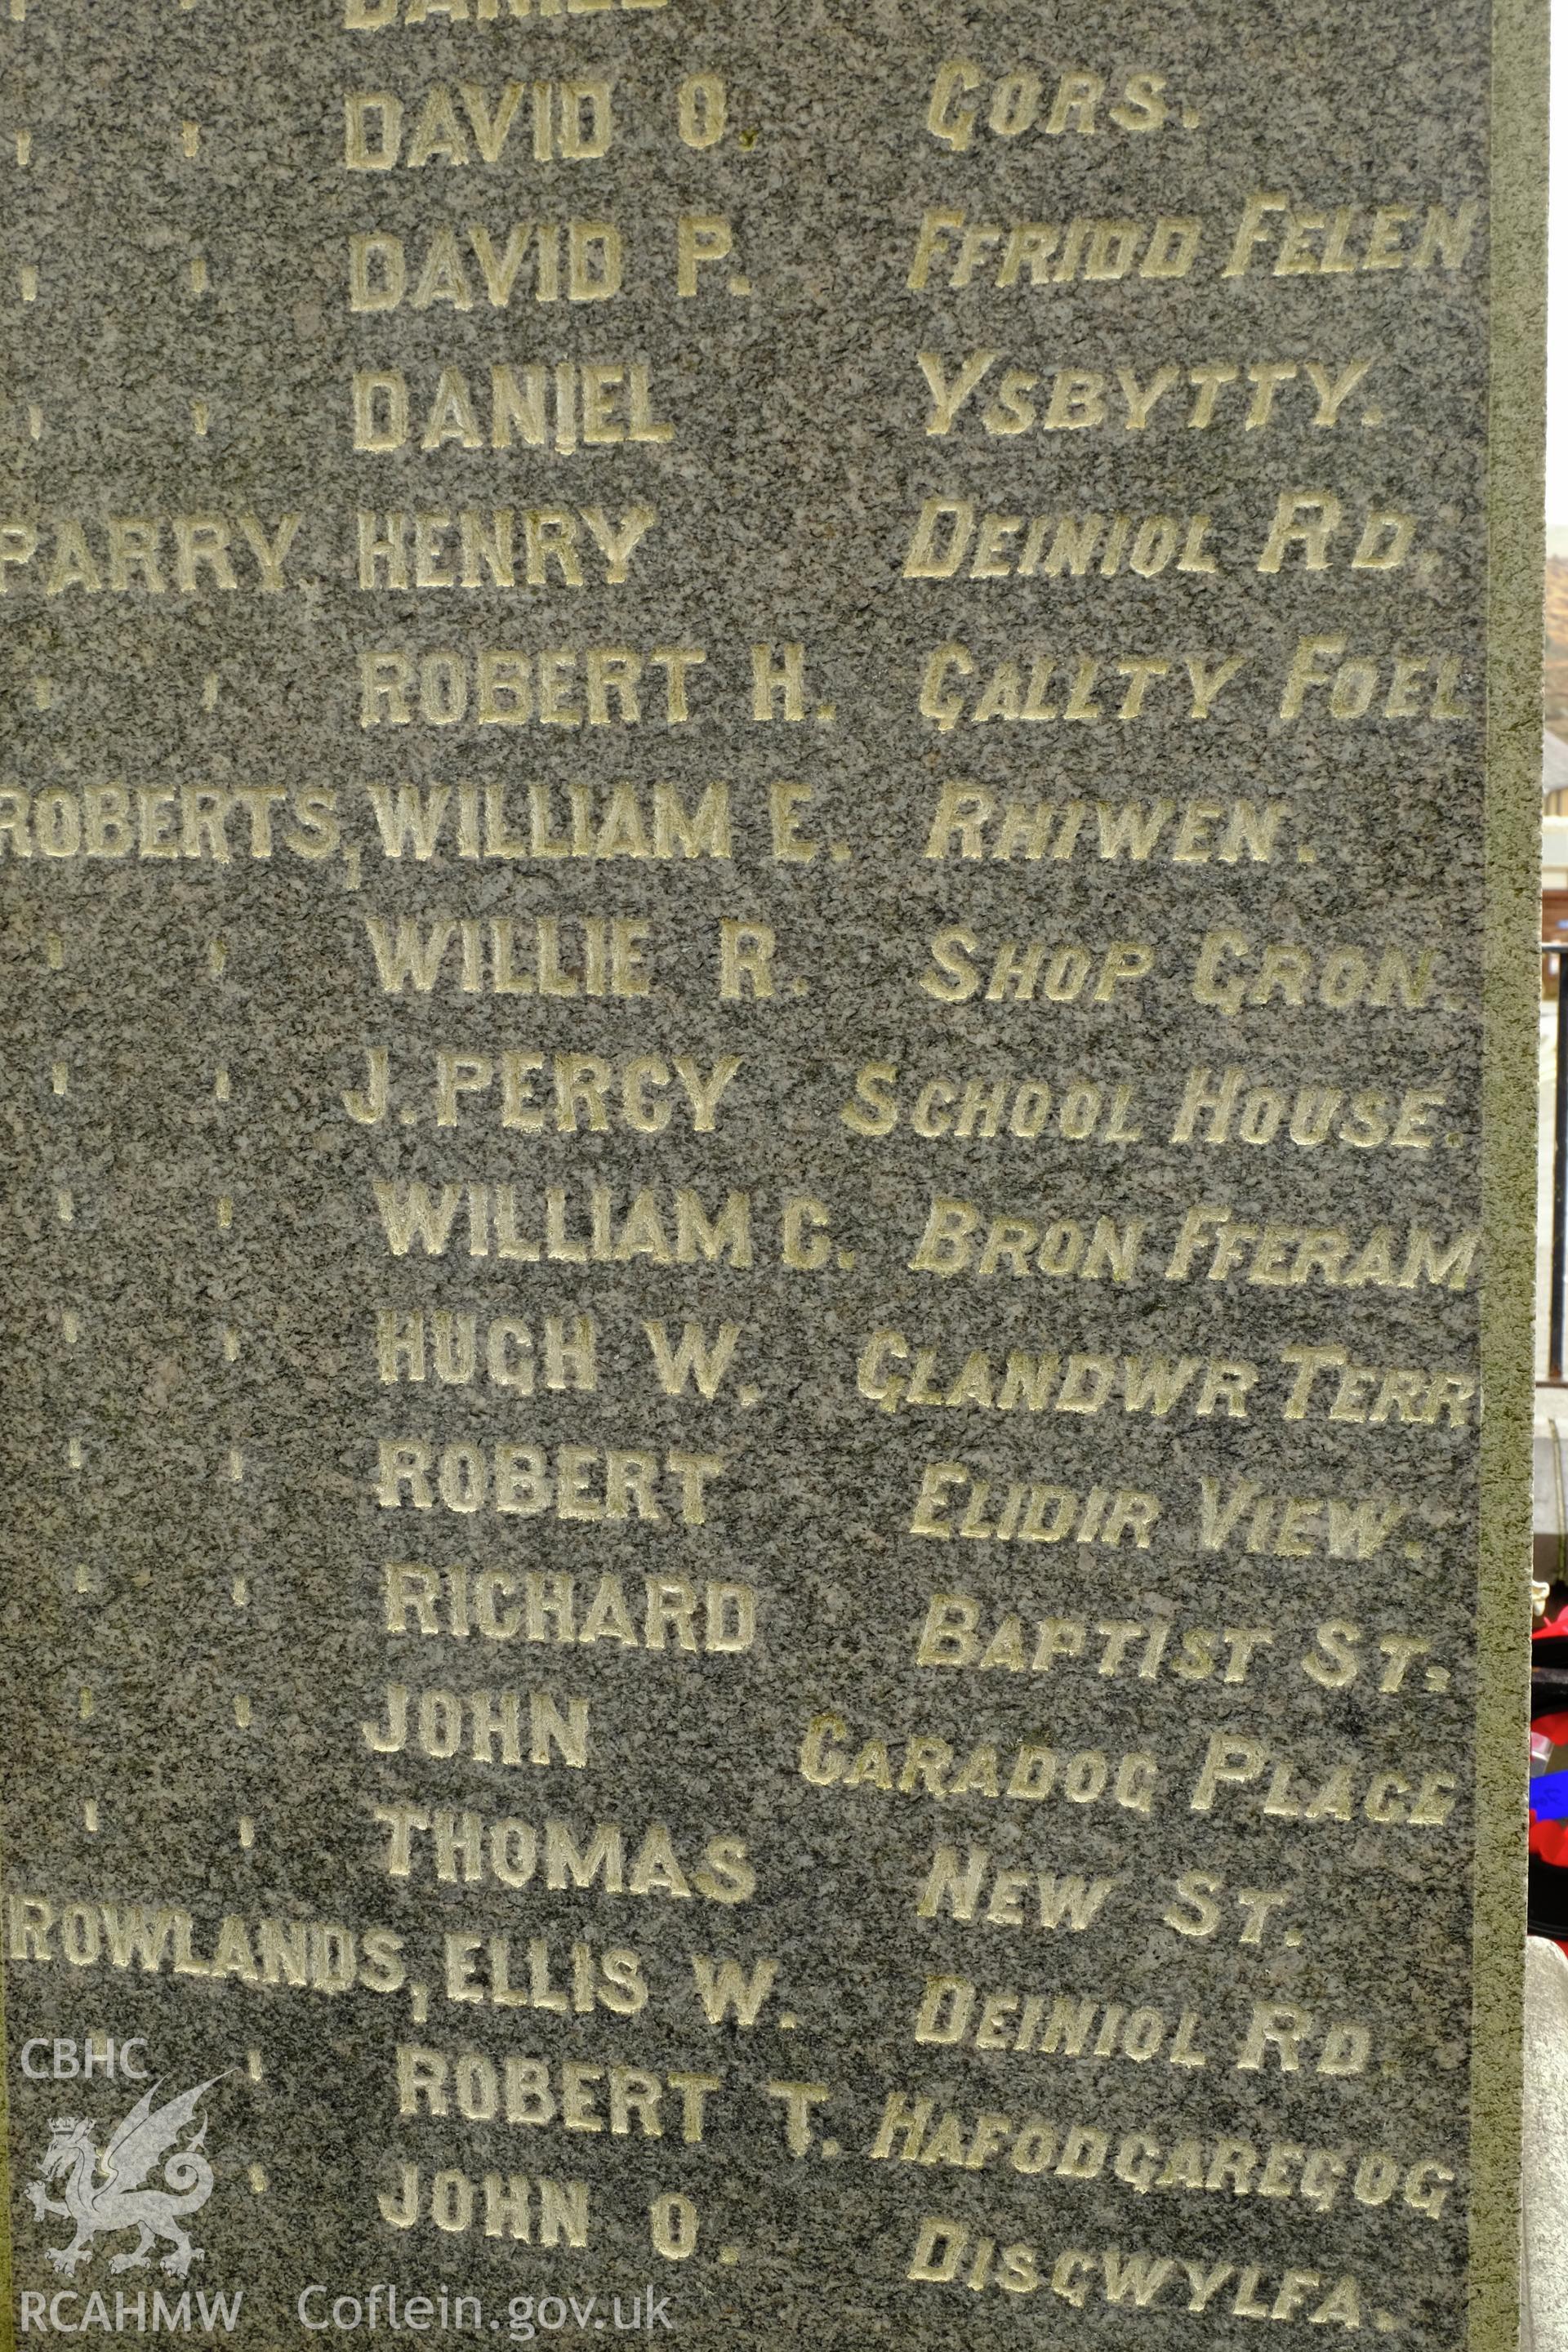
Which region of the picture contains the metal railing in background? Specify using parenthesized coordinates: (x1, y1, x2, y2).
(1546, 941, 1568, 1380)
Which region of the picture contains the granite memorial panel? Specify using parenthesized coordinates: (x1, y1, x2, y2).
(0, 4, 1544, 2347)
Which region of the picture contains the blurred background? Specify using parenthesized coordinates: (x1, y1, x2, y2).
(1533, 0, 1567, 1484)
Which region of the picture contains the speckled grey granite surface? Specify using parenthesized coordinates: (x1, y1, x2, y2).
(0, 3, 1541, 2347)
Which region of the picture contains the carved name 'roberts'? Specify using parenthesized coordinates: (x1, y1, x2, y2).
(0, 783, 337, 863)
